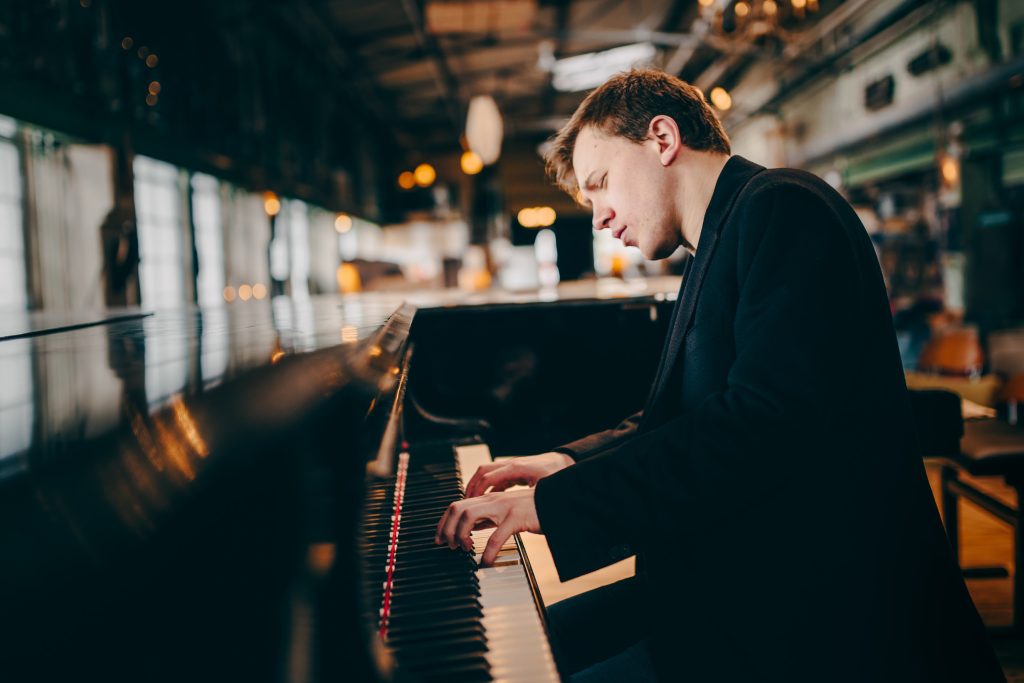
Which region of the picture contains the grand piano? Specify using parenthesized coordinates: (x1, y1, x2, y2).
(0, 278, 679, 682)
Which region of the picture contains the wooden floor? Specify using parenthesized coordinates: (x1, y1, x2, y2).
(519, 461, 1024, 679)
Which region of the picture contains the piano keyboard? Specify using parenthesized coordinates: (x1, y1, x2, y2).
(362, 441, 560, 682)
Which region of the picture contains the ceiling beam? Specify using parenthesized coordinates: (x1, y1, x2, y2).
(397, 0, 463, 136)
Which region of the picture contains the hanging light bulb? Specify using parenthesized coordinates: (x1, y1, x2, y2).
(465, 95, 503, 165)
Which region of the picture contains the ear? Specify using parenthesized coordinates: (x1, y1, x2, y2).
(648, 115, 682, 166)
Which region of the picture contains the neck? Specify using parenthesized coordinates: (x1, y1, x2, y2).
(676, 152, 730, 254)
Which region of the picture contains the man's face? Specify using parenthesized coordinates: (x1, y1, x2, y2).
(572, 125, 681, 260)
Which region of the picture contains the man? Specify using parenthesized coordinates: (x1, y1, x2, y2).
(435, 69, 1003, 682)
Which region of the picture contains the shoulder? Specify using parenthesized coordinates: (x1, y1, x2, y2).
(730, 167, 859, 241)
(739, 167, 844, 214)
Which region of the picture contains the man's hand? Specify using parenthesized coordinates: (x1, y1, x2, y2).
(464, 452, 574, 499)
(434, 489, 541, 566)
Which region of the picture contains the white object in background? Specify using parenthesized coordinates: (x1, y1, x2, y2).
(466, 95, 503, 165)
(534, 228, 560, 290)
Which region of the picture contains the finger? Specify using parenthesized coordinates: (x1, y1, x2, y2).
(474, 465, 527, 497)
(434, 501, 454, 544)
(455, 502, 495, 552)
(481, 517, 518, 567)
(466, 462, 504, 498)
(441, 501, 464, 549)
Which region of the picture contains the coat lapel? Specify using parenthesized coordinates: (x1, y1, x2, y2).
(641, 156, 765, 423)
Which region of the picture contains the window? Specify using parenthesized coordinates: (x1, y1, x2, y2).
(134, 155, 185, 309)
(191, 173, 225, 308)
(0, 116, 27, 311)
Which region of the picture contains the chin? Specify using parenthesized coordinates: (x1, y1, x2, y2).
(643, 243, 675, 261)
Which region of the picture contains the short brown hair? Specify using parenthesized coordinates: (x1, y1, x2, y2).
(544, 68, 731, 194)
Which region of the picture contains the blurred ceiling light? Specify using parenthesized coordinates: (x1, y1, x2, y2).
(263, 191, 281, 216)
(398, 171, 416, 190)
(146, 54, 159, 68)
(223, 286, 236, 303)
(791, 0, 806, 8)
(763, 0, 777, 15)
(335, 212, 353, 233)
(698, 0, 714, 5)
(414, 163, 436, 187)
(148, 81, 161, 94)
(709, 86, 732, 110)
(460, 150, 484, 175)
(238, 284, 253, 301)
(551, 42, 656, 93)
(252, 283, 267, 300)
(734, 2, 749, 17)
(465, 95, 503, 165)
(121, 36, 133, 50)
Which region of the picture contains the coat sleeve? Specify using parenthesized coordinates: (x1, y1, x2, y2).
(534, 184, 866, 581)
(552, 410, 644, 462)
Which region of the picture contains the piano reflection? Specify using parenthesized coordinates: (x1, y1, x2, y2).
(0, 278, 679, 682)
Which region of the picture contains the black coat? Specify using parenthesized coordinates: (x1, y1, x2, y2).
(534, 156, 1003, 682)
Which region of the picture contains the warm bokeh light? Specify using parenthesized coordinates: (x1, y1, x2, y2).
(137, 46, 149, 59)
(710, 86, 732, 111)
(698, 0, 714, 6)
(223, 286, 236, 302)
(763, 0, 778, 15)
(148, 81, 161, 95)
(735, 1, 749, 17)
(536, 206, 556, 227)
(238, 284, 252, 301)
(414, 163, 436, 187)
(337, 262, 362, 293)
(145, 94, 158, 107)
(263, 191, 281, 216)
(121, 37, 133, 50)
(791, 0, 807, 8)
(518, 207, 537, 228)
(941, 156, 960, 185)
(341, 326, 359, 343)
(460, 150, 483, 175)
(146, 54, 159, 68)
(335, 212, 353, 233)
(252, 283, 267, 299)
(518, 206, 556, 228)
(398, 171, 416, 190)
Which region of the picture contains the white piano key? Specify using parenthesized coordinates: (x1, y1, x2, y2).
(455, 444, 561, 683)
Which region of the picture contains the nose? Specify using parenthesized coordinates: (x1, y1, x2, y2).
(592, 204, 613, 231)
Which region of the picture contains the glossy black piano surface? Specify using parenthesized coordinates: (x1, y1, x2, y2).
(0, 277, 679, 682)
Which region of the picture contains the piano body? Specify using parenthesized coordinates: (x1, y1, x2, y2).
(0, 279, 677, 682)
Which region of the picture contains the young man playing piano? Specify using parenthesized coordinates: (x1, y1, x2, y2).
(436, 69, 1003, 682)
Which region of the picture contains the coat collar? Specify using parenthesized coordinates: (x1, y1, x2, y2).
(642, 156, 766, 423)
